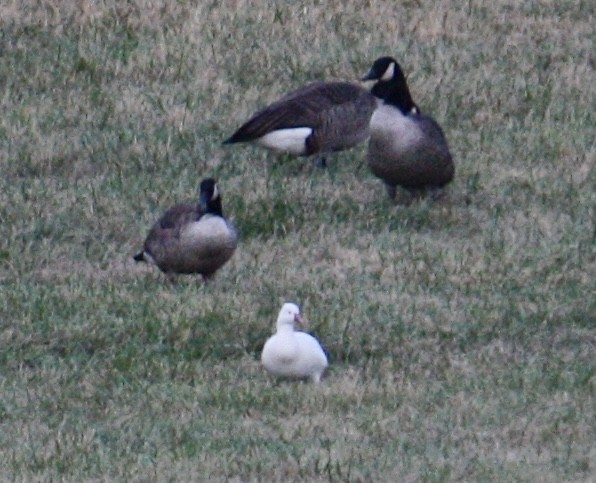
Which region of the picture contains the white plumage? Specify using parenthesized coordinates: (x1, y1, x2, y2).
(256, 127, 314, 155)
(261, 303, 328, 383)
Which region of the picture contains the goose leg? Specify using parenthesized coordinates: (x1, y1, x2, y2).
(385, 183, 397, 200)
(202, 273, 215, 283)
(429, 186, 446, 201)
(165, 272, 178, 285)
(310, 373, 322, 384)
(312, 155, 327, 169)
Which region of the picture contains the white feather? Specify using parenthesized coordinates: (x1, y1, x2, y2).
(181, 215, 236, 249)
(261, 303, 328, 383)
(369, 104, 422, 149)
(256, 127, 313, 155)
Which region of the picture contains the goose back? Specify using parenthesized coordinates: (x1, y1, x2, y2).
(225, 81, 377, 156)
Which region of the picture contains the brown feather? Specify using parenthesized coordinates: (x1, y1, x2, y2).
(137, 202, 237, 278)
(224, 81, 377, 155)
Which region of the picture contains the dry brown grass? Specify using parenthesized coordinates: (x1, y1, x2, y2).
(0, 0, 594, 480)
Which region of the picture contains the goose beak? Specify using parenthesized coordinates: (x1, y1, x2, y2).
(361, 69, 375, 81)
(294, 313, 307, 327)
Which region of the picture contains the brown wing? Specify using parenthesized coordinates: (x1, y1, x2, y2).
(143, 203, 199, 257)
(415, 114, 454, 184)
(156, 203, 200, 230)
(368, 111, 454, 189)
(224, 82, 373, 143)
(309, 90, 377, 153)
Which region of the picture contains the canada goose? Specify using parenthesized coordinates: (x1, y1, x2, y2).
(261, 303, 328, 383)
(133, 178, 237, 281)
(223, 81, 377, 160)
(362, 57, 454, 200)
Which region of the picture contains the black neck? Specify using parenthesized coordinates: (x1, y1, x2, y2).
(200, 196, 224, 217)
(371, 76, 418, 115)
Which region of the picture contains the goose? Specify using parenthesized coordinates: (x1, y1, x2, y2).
(133, 178, 237, 281)
(223, 80, 377, 162)
(362, 56, 454, 200)
(261, 303, 328, 383)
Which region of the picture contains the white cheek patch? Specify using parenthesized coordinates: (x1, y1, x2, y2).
(381, 62, 395, 81)
(211, 184, 219, 201)
(257, 127, 313, 155)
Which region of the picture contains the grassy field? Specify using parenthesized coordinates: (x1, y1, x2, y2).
(1, 0, 594, 480)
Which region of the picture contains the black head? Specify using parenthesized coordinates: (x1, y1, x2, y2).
(362, 56, 417, 114)
(361, 57, 405, 82)
(199, 178, 223, 215)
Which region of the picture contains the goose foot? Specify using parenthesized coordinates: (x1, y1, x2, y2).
(385, 184, 397, 200)
(202, 273, 215, 283)
(312, 156, 327, 169)
(165, 273, 178, 285)
(429, 186, 446, 201)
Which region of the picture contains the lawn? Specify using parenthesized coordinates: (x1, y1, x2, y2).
(0, 0, 594, 480)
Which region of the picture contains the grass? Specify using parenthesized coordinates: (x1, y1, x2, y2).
(0, 0, 594, 480)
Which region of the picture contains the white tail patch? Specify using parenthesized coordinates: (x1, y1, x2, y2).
(143, 251, 157, 267)
(381, 62, 395, 81)
(256, 127, 313, 155)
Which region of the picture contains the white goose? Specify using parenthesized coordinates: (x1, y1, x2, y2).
(261, 303, 328, 383)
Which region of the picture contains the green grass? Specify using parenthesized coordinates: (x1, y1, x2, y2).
(1, 0, 594, 480)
